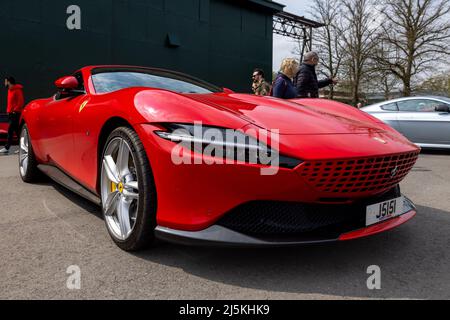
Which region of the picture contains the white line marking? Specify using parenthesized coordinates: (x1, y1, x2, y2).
(42, 199, 88, 241)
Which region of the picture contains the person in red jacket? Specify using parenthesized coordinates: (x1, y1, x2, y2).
(0, 77, 25, 154)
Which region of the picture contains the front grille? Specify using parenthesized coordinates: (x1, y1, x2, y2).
(298, 151, 419, 195)
(218, 187, 403, 236)
(218, 201, 360, 235)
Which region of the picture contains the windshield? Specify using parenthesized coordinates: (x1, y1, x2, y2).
(91, 68, 222, 94)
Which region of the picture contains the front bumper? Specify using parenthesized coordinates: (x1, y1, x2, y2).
(136, 124, 420, 232)
(155, 196, 416, 247)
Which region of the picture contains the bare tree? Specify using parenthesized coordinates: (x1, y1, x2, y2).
(339, 0, 377, 106)
(368, 40, 402, 99)
(308, 0, 344, 99)
(375, 0, 450, 96)
(379, 72, 402, 100)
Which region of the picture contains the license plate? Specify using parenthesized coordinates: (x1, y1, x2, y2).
(366, 197, 404, 226)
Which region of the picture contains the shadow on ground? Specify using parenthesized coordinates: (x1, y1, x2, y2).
(52, 181, 102, 217)
(133, 205, 449, 300)
(49, 179, 450, 299)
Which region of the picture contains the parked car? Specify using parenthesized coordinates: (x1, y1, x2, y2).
(19, 65, 419, 251)
(361, 96, 450, 149)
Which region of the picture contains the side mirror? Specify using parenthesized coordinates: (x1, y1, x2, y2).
(223, 87, 235, 94)
(435, 105, 450, 113)
(55, 76, 79, 90)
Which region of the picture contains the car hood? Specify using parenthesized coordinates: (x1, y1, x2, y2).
(186, 93, 384, 135)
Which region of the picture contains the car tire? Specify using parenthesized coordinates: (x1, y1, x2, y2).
(100, 127, 157, 251)
(19, 124, 42, 183)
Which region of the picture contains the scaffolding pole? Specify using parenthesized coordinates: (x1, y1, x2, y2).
(273, 11, 324, 62)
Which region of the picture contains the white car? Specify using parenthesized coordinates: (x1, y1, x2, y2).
(361, 96, 450, 149)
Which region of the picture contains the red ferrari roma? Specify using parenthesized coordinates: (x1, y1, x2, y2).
(19, 66, 420, 251)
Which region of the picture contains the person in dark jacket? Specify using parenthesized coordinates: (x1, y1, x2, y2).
(295, 51, 337, 98)
(0, 76, 25, 154)
(272, 58, 299, 99)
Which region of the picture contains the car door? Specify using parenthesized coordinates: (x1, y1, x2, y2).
(37, 73, 86, 176)
(397, 99, 450, 145)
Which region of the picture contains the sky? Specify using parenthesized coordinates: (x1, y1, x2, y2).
(272, 0, 449, 78)
(273, 0, 312, 71)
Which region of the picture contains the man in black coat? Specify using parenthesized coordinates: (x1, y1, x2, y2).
(295, 51, 337, 98)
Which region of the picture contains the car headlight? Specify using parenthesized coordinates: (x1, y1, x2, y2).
(154, 123, 302, 169)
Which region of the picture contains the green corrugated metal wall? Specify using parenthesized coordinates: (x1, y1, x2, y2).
(0, 0, 276, 112)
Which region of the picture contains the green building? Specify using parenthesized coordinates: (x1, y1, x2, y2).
(0, 0, 286, 111)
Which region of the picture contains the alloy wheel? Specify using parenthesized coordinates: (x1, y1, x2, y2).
(19, 128, 29, 177)
(101, 137, 140, 241)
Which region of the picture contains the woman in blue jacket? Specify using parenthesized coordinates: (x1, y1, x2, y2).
(272, 58, 299, 99)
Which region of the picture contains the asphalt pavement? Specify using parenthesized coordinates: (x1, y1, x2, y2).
(0, 148, 449, 300)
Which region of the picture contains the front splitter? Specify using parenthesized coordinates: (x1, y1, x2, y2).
(155, 197, 417, 247)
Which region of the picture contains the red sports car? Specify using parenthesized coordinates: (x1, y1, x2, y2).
(19, 65, 420, 251)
